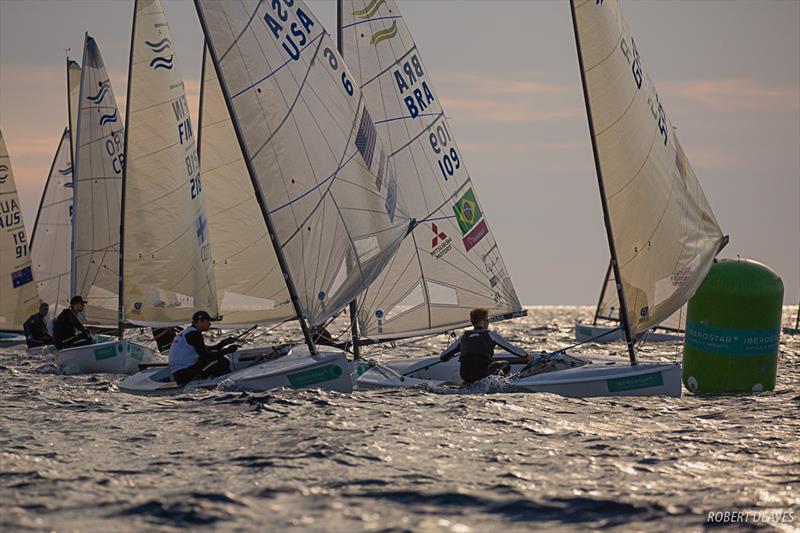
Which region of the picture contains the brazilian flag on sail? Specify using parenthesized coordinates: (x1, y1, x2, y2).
(453, 188, 483, 235)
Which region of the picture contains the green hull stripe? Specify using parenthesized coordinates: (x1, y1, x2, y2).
(607, 372, 664, 392)
(94, 345, 118, 361)
(287, 364, 344, 388)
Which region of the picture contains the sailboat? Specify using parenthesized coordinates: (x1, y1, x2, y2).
(30, 60, 81, 337)
(784, 301, 800, 335)
(55, 34, 155, 374)
(338, 0, 526, 350)
(0, 130, 38, 347)
(122, 0, 413, 394)
(574, 259, 684, 343)
(355, 0, 727, 397)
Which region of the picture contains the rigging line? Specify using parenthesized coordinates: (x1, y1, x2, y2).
(218, 0, 265, 63)
(341, 15, 401, 30)
(618, 153, 677, 271)
(278, 92, 368, 250)
(358, 253, 420, 333)
(593, 79, 638, 140)
(268, 152, 358, 215)
(224, 5, 306, 244)
(388, 111, 443, 158)
(605, 119, 657, 201)
(126, 138, 180, 163)
(417, 214, 456, 224)
(362, 45, 417, 87)
(248, 36, 325, 161)
(374, 112, 439, 125)
(230, 32, 324, 99)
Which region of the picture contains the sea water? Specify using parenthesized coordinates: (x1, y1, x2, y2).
(1, 307, 797, 531)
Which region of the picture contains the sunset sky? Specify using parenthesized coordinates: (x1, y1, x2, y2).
(1, 0, 798, 305)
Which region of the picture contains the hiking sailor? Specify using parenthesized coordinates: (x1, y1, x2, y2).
(439, 307, 531, 383)
(52, 296, 94, 349)
(23, 302, 54, 348)
(169, 310, 239, 385)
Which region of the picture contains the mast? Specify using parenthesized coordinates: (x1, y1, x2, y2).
(64, 56, 77, 285)
(194, 2, 317, 355)
(569, 0, 636, 364)
(795, 300, 800, 330)
(337, 0, 362, 359)
(592, 259, 613, 325)
(118, 3, 138, 338)
(70, 34, 90, 300)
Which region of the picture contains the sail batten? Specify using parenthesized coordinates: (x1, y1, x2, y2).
(121, 0, 218, 326)
(572, 0, 725, 342)
(195, 0, 412, 331)
(342, 0, 524, 340)
(0, 130, 38, 332)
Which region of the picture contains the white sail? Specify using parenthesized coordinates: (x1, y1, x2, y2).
(0, 129, 38, 331)
(121, 0, 218, 326)
(199, 46, 294, 326)
(30, 129, 74, 315)
(594, 260, 685, 332)
(67, 59, 81, 164)
(195, 0, 411, 328)
(573, 0, 724, 337)
(342, 0, 524, 339)
(72, 35, 124, 326)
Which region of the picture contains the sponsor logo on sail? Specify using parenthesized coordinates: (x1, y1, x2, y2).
(353, 0, 385, 19)
(99, 110, 118, 126)
(384, 167, 397, 222)
(370, 21, 398, 46)
(453, 188, 487, 251)
(430, 223, 452, 259)
(0, 164, 8, 184)
(58, 164, 73, 176)
(87, 80, 110, 103)
(146, 38, 174, 71)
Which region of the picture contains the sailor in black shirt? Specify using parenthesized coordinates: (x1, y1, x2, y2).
(440, 308, 531, 383)
(23, 302, 53, 348)
(52, 296, 93, 350)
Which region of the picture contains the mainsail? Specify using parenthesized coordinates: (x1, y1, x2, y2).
(0, 130, 38, 332)
(341, 0, 524, 340)
(199, 46, 294, 327)
(72, 35, 124, 326)
(195, 0, 411, 331)
(572, 0, 725, 345)
(121, 0, 218, 326)
(593, 259, 684, 332)
(30, 129, 74, 315)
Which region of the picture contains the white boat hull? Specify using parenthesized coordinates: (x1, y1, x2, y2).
(511, 358, 681, 398)
(356, 353, 682, 398)
(574, 323, 683, 343)
(119, 346, 352, 395)
(56, 339, 154, 374)
(222, 347, 353, 393)
(119, 346, 289, 396)
(0, 332, 26, 348)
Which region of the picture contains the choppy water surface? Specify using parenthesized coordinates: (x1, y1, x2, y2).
(2, 307, 798, 532)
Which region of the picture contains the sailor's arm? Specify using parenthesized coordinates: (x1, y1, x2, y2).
(185, 330, 215, 359)
(439, 335, 463, 362)
(489, 330, 531, 364)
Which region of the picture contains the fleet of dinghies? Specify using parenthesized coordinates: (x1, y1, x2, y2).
(3, 0, 732, 398)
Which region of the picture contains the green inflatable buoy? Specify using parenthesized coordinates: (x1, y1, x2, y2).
(683, 258, 783, 393)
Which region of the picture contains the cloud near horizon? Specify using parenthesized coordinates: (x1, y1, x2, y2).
(660, 78, 800, 114)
